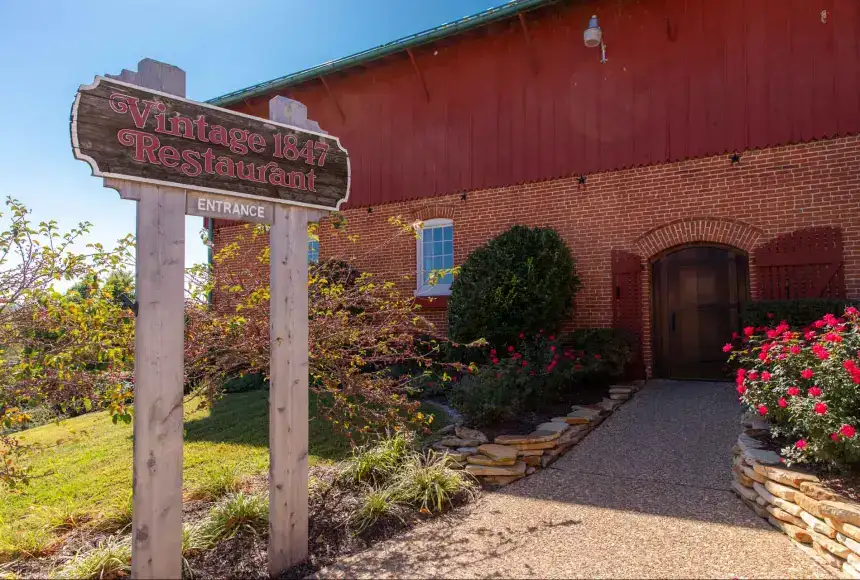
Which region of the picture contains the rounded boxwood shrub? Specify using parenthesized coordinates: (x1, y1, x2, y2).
(447, 225, 580, 346)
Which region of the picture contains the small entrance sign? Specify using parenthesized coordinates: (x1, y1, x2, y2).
(186, 192, 273, 224)
(71, 76, 350, 210)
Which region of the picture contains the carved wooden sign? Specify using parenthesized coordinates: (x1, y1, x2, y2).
(71, 76, 350, 210)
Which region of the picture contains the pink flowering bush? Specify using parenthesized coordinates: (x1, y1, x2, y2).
(727, 306, 860, 467)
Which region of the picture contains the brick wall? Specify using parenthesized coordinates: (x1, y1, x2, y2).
(214, 135, 860, 376)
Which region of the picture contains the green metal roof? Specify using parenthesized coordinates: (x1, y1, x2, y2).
(207, 0, 554, 107)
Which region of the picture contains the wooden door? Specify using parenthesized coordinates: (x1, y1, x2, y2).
(653, 246, 748, 379)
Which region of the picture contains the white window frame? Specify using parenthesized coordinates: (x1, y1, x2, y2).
(416, 218, 454, 297)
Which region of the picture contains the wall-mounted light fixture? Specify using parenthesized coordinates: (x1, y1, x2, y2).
(584, 15, 607, 63)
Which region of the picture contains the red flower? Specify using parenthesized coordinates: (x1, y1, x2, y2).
(549, 335, 555, 340)
(490, 349, 496, 356)
(795, 439, 807, 449)
(825, 332, 843, 343)
(757, 405, 768, 416)
(840, 424, 856, 438)
(815, 320, 826, 328)
(846, 306, 858, 316)
(801, 368, 814, 379)
(574, 364, 582, 370)
(831, 433, 842, 442)
(813, 345, 830, 360)
(814, 402, 828, 415)
(761, 371, 771, 382)
(539, 329, 544, 334)
(767, 312, 775, 319)
(512, 352, 522, 359)
(778, 397, 787, 408)
(736, 385, 747, 395)
(744, 326, 755, 337)
(808, 386, 822, 397)
(550, 346, 556, 352)
(594, 354, 602, 360)
(787, 386, 801, 396)
(748, 371, 759, 380)
(507, 345, 514, 353)
(732, 332, 740, 339)
(522, 360, 528, 367)
(790, 345, 801, 355)
(519, 332, 525, 339)
(722, 343, 733, 353)
(492, 358, 500, 364)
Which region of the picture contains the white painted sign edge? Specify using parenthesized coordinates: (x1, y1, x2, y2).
(70, 75, 351, 212)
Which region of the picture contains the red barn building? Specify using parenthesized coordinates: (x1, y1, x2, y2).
(208, 0, 860, 379)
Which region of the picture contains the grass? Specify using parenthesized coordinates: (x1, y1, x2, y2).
(394, 453, 476, 514)
(198, 492, 269, 546)
(0, 390, 350, 555)
(340, 432, 411, 486)
(53, 536, 131, 580)
(350, 486, 404, 532)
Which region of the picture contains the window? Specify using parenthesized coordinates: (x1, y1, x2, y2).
(308, 238, 319, 263)
(416, 218, 454, 296)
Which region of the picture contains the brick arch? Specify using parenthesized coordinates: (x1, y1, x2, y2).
(409, 202, 456, 222)
(632, 217, 763, 258)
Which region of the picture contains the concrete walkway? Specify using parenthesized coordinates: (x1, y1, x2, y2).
(317, 380, 832, 579)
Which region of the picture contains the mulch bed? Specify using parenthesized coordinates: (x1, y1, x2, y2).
(473, 382, 619, 441)
(3, 464, 475, 580)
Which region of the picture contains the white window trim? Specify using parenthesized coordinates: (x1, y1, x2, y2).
(416, 218, 453, 297)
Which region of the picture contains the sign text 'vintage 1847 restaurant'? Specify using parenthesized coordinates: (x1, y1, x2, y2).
(71, 75, 350, 210)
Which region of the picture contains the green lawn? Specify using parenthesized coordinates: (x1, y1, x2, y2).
(0, 390, 350, 550)
(0, 390, 452, 557)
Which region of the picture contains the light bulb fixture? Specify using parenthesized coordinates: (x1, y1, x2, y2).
(584, 15, 607, 63)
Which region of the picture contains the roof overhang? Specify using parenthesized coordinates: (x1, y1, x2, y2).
(207, 0, 556, 108)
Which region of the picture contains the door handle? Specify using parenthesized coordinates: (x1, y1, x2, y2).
(670, 312, 676, 332)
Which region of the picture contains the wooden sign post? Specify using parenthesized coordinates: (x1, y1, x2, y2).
(70, 59, 350, 579)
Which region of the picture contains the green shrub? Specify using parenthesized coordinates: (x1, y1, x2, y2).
(198, 492, 269, 546)
(222, 373, 267, 393)
(94, 492, 133, 534)
(447, 226, 580, 346)
(339, 433, 412, 486)
(54, 536, 131, 579)
(742, 299, 859, 329)
(0, 525, 57, 563)
(393, 453, 476, 513)
(728, 306, 860, 467)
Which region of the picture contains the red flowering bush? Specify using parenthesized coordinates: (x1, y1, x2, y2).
(450, 330, 628, 426)
(727, 306, 860, 467)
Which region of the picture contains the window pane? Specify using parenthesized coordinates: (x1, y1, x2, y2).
(423, 257, 433, 271)
(440, 272, 453, 284)
(443, 227, 453, 241)
(443, 240, 453, 257)
(307, 239, 319, 263)
(433, 241, 443, 256)
(433, 256, 443, 270)
(443, 254, 454, 269)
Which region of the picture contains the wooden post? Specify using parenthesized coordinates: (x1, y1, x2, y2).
(104, 59, 187, 580)
(267, 96, 324, 577)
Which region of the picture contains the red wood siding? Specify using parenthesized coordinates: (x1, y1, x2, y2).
(233, 0, 860, 208)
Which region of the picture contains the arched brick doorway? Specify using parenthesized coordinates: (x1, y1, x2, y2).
(651, 245, 749, 379)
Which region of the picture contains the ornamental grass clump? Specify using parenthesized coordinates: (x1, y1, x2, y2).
(726, 306, 860, 467)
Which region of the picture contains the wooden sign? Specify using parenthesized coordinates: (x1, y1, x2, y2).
(71, 76, 350, 210)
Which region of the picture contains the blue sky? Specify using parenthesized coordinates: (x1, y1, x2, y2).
(0, 0, 505, 267)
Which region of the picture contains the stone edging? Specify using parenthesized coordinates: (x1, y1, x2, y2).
(732, 416, 860, 578)
(433, 383, 641, 487)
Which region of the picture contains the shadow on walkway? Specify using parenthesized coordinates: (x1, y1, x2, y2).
(315, 381, 831, 579)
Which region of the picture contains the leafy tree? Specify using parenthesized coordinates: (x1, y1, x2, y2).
(0, 197, 134, 486)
